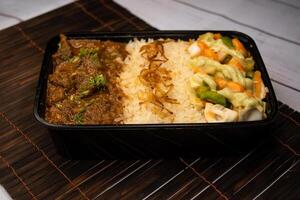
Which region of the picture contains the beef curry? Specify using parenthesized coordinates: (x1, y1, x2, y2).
(45, 35, 127, 124)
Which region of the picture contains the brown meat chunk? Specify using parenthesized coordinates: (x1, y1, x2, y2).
(47, 84, 65, 105)
(58, 34, 72, 59)
(55, 62, 76, 73)
(81, 57, 99, 75)
(84, 96, 113, 124)
(49, 72, 72, 89)
(49, 62, 77, 89)
(52, 35, 73, 65)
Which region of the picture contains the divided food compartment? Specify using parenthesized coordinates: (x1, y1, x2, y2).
(34, 31, 278, 158)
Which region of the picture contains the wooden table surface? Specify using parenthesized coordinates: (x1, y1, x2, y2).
(0, 0, 300, 199)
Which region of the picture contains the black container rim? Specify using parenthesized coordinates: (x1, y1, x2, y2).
(34, 30, 278, 131)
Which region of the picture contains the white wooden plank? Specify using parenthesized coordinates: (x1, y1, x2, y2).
(0, 185, 12, 200)
(273, 0, 300, 9)
(272, 81, 300, 111)
(0, 0, 72, 30)
(0, 16, 19, 30)
(182, 0, 300, 41)
(114, 0, 300, 111)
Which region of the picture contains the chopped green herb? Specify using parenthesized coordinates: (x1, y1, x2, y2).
(80, 90, 90, 98)
(90, 53, 100, 66)
(55, 103, 62, 109)
(73, 112, 84, 124)
(78, 47, 100, 66)
(69, 56, 80, 63)
(79, 47, 99, 58)
(89, 74, 106, 89)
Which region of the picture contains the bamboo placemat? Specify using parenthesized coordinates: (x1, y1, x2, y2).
(0, 0, 299, 199)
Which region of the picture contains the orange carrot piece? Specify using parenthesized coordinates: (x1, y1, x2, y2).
(232, 38, 247, 56)
(228, 57, 245, 72)
(213, 33, 222, 40)
(253, 71, 262, 98)
(215, 77, 228, 89)
(227, 81, 245, 92)
(202, 48, 218, 60)
(232, 38, 246, 51)
(215, 77, 245, 92)
(197, 40, 208, 50)
(192, 66, 205, 74)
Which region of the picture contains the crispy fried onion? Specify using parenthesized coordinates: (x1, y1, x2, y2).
(138, 41, 178, 119)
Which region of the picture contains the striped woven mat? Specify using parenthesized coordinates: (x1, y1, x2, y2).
(0, 0, 299, 199)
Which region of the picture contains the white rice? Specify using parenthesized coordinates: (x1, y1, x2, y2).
(120, 39, 205, 124)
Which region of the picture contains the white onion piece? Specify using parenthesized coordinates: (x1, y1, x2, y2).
(188, 42, 202, 57)
(204, 103, 238, 123)
(238, 108, 264, 121)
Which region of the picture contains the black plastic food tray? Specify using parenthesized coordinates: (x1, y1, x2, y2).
(34, 31, 278, 158)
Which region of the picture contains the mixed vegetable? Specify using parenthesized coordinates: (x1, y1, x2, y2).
(187, 33, 267, 122)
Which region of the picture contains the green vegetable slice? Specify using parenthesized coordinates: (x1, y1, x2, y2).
(196, 85, 210, 98)
(198, 91, 227, 107)
(221, 36, 233, 49)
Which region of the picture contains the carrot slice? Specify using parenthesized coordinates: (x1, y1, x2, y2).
(232, 38, 247, 56)
(197, 40, 208, 50)
(213, 33, 222, 40)
(253, 71, 262, 98)
(214, 77, 228, 89)
(228, 57, 245, 72)
(192, 66, 205, 74)
(227, 81, 245, 92)
(202, 48, 218, 60)
(215, 77, 245, 92)
(232, 38, 246, 50)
